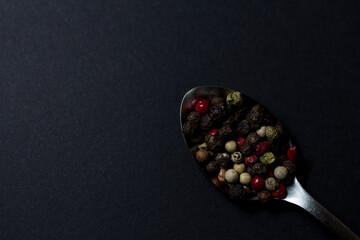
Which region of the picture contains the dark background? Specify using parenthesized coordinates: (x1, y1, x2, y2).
(0, 0, 359, 239)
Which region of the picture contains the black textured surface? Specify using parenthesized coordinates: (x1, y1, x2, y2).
(0, 1, 359, 239)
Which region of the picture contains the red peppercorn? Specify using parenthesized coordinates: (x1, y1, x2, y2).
(255, 141, 270, 156)
(195, 99, 209, 114)
(267, 171, 274, 177)
(209, 129, 218, 136)
(236, 136, 246, 148)
(287, 146, 297, 162)
(271, 184, 287, 198)
(245, 155, 258, 166)
(251, 176, 264, 190)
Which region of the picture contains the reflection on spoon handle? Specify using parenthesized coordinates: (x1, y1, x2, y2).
(284, 178, 359, 240)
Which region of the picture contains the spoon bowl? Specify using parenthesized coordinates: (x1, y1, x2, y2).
(180, 86, 359, 240)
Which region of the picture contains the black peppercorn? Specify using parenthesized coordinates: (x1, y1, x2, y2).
(206, 161, 219, 174)
(236, 121, 250, 136)
(218, 125, 234, 141)
(282, 160, 296, 174)
(246, 132, 261, 148)
(246, 110, 263, 129)
(274, 122, 286, 136)
(215, 153, 232, 169)
(187, 111, 201, 123)
(252, 162, 267, 176)
(228, 184, 245, 201)
(200, 114, 213, 130)
(206, 135, 223, 152)
(211, 96, 225, 107)
(182, 121, 197, 136)
(223, 116, 239, 128)
(209, 106, 225, 120)
(239, 143, 252, 156)
(257, 190, 272, 203)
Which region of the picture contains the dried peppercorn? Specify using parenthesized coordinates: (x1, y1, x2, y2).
(239, 143, 252, 156)
(246, 111, 263, 129)
(239, 172, 252, 185)
(195, 99, 209, 114)
(251, 176, 265, 190)
(274, 122, 286, 136)
(225, 140, 237, 153)
(265, 177, 279, 191)
(245, 155, 258, 166)
(228, 184, 245, 201)
(287, 146, 297, 161)
(252, 162, 267, 176)
(215, 153, 232, 169)
(218, 125, 234, 141)
(282, 160, 296, 174)
(206, 135, 223, 151)
(272, 184, 287, 198)
(233, 163, 246, 174)
(200, 114, 213, 130)
(187, 111, 201, 123)
(218, 168, 227, 182)
(255, 141, 270, 156)
(274, 166, 288, 180)
(257, 190, 272, 203)
(226, 91, 243, 106)
(236, 136, 246, 148)
(210, 106, 225, 120)
(231, 151, 243, 163)
(206, 161, 219, 174)
(260, 152, 275, 165)
(182, 121, 197, 136)
(211, 96, 225, 107)
(265, 126, 278, 143)
(196, 149, 209, 163)
(225, 169, 239, 183)
(256, 126, 266, 138)
(236, 121, 250, 136)
(209, 129, 218, 136)
(246, 132, 261, 148)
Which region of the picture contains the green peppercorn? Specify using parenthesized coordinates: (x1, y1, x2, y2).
(231, 151, 243, 163)
(265, 126, 279, 142)
(226, 91, 243, 106)
(260, 152, 275, 164)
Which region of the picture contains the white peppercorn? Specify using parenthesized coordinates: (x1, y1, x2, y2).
(225, 140, 237, 153)
(239, 172, 252, 185)
(274, 166, 288, 180)
(256, 126, 266, 138)
(225, 169, 239, 183)
(233, 163, 246, 174)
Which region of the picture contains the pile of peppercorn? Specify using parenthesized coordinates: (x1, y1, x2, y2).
(182, 90, 297, 202)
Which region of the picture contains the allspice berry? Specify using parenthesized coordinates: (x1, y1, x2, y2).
(256, 126, 266, 138)
(218, 168, 227, 182)
(226, 91, 243, 106)
(239, 172, 252, 185)
(225, 140, 237, 153)
(231, 151, 243, 163)
(282, 160, 296, 174)
(265, 177, 279, 191)
(206, 161, 219, 174)
(225, 169, 239, 183)
(274, 166, 288, 180)
(265, 126, 279, 142)
(260, 152, 275, 164)
(196, 149, 209, 163)
(257, 190, 272, 203)
(233, 163, 246, 174)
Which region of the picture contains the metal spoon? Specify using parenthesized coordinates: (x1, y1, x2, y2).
(180, 86, 359, 240)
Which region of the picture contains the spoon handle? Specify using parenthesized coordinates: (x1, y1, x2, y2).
(284, 178, 359, 240)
